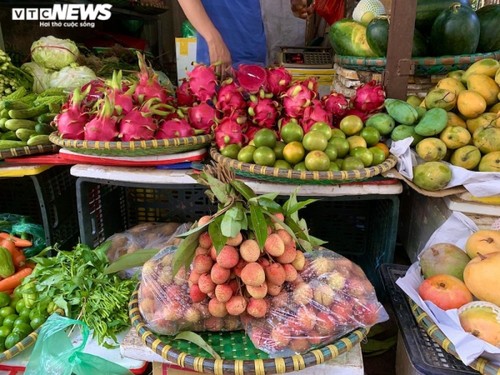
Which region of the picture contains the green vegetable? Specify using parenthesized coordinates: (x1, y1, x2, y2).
(8, 104, 49, 119)
(5, 119, 37, 131)
(0, 49, 33, 99)
(26, 134, 50, 146)
(24, 243, 138, 345)
(0, 247, 15, 278)
(30, 36, 79, 70)
(0, 140, 27, 149)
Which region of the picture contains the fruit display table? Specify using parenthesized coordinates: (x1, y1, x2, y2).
(69, 164, 402, 296)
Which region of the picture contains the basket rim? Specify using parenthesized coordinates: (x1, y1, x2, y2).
(0, 144, 59, 160)
(129, 287, 368, 375)
(408, 298, 499, 375)
(334, 49, 500, 67)
(49, 132, 213, 156)
(0, 328, 39, 363)
(210, 147, 397, 183)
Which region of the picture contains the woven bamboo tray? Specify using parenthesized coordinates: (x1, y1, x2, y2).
(0, 144, 59, 161)
(49, 132, 213, 157)
(0, 328, 40, 363)
(129, 288, 369, 375)
(409, 298, 500, 375)
(210, 147, 397, 185)
(334, 50, 500, 76)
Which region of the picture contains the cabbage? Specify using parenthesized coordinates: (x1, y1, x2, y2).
(21, 62, 54, 94)
(30, 36, 79, 70)
(49, 66, 97, 93)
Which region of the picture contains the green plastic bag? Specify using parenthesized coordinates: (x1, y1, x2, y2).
(181, 20, 196, 37)
(24, 314, 133, 375)
(0, 213, 46, 257)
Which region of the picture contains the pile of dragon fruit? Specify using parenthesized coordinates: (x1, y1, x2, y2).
(53, 53, 386, 144)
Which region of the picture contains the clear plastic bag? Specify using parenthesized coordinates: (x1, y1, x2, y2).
(24, 314, 132, 375)
(138, 246, 243, 335)
(106, 222, 191, 278)
(241, 249, 389, 357)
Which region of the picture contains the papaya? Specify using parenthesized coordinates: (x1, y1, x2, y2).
(414, 108, 448, 136)
(462, 59, 500, 82)
(476, 4, 500, 53)
(466, 74, 500, 106)
(328, 19, 376, 57)
(384, 98, 419, 125)
(429, 3, 479, 56)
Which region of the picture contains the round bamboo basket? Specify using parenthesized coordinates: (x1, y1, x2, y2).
(210, 147, 397, 185)
(49, 132, 213, 157)
(409, 299, 500, 375)
(129, 287, 369, 375)
(0, 329, 40, 363)
(0, 144, 59, 160)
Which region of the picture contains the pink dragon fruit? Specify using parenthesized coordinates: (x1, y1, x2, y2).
(84, 96, 119, 141)
(282, 81, 316, 118)
(187, 64, 218, 103)
(266, 66, 292, 97)
(350, 80, 386, 113)
(322, 92, 349, 117)
(233, 64, 267, 94)
(118, 100, 160, 142)
(106, 70, 135, 116)
(215, 78, 247, 115)
(214, 117, 244, 150)
(54, 86, 90, 140)
(176, 79, 196, 107)
(187, 102, 218, 134)
(248, 90, 280, 129)
(301, 99, 333, 133)
(156, 118, 194, 139)
(133, 51, 169, 104)
(243, 125, 261, 145)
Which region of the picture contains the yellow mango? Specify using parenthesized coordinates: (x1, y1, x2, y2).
(462, 59, 500, 83)
(466, 113, 499, 134)
(457, 90, 487, 119)
(440, 126, 472, 150)
(446, 112, 467, 128)
(467, 74, 500, 106)
(437, 77, 466, 95)
(489, 102, 500, 114)
(496, 67, 500, 86)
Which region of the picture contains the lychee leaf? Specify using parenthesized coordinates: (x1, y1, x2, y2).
(230, 180, 256, 200)
(221, 212, 241, 238)
(204, 174, 230, 205)
(172, 231, 200, 276)
(209, 215, 227, 253)
(174, 331, 221, 359)
(249, 204, 267, 250)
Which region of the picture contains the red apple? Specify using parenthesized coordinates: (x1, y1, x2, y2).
(418, 274, 473, 310)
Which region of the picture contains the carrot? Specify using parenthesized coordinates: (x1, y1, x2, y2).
(0, 239, 26, 269)
(0, 232, 33, 248)
(0, 267, 32, 292)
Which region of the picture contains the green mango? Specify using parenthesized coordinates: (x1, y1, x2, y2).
(391, 125, 424, 146)
(384, 99, 419, 125)
(413, 161, 452, 191)
(414, 108, 448, 136)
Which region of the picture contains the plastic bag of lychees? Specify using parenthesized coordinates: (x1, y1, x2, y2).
(138, 246, 243, 336)
(241, 249, 389, 357)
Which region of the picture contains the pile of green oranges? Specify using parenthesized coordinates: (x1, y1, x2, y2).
(220, 115, 390, 172)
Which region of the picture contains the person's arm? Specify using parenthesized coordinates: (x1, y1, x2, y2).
(290, 0, 314, 19)
(177, 0, 231, 74)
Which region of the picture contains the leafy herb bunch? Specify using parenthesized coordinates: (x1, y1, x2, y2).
(172, 163, 325, 275)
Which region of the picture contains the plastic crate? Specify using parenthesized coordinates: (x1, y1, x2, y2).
(0, 166, 79, 250)
(379, 264, 477, 375)
(297, 195, 399, 297)
(76, 179, 218, 247)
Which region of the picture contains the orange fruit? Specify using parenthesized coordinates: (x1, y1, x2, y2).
(280, 122, 304, 143)
(253, 146, 276, 166)
(305, 150, 331, 171)
(283, 141, 306, 165)
(339, 115, 363, 135)
(309, 122, 333, 140)
(254, 128, 277, 148)
(347, 135, 367, 150)
(373, 142, 390, 158)
(360, 127, 381, 147)
(302, 130, 328, 151)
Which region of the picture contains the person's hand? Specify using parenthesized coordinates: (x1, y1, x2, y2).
(291, 0, 314, 19)
(206, 36, 232, 78)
